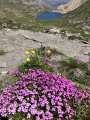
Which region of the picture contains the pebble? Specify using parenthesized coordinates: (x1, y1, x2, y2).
(0, 62, 6, 68)
(84, 52, 90, 55)
(2, 71, 9, 75)
(82, 41, 89, 44)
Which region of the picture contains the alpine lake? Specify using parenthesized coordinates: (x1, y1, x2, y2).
(36, 12, 64, 20)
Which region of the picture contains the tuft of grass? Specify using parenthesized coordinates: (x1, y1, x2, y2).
(68, 35, 82, 40)
(50, 48, 65, 56)
(34, 46, 65, 57)
(60, 29, 66, 35)
(59, 57, 88, 71)
(0, 50, 5, 55)
(18, 62, 54, 73)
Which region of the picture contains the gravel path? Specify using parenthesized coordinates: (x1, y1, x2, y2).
(0, 28, 90, 79)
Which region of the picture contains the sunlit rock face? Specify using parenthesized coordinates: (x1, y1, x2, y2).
(53, 0, 87, 13)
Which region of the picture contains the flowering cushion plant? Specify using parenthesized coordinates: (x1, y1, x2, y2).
(0, 69, 90, 120)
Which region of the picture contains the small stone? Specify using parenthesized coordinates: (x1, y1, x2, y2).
(0, 62, 6, 68)
(82, 26, 90, 30)
(70, 68, 85, 77)
(49, 28, 60, 33)
(84, 52, 90, 55)
(85, 31, 89, 35)
(82, 45, 88, 47)
(2, 71, 9, 75)
(72, 41, 76, 43)
(82, 41, 89, 44)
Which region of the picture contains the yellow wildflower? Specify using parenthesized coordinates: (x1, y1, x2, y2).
(26, 58, 30, 62)
(31, 51, 35, 55)
(47, 50, 51, 54)
(25, 51, 29, 55)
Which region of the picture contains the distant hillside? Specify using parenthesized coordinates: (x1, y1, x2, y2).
(66, 0, 90, 28)
(0, 0, 53, 9)
(54, 0, 87, 13)
(62, 0, 90, 41)
(0, 0, 55, 32)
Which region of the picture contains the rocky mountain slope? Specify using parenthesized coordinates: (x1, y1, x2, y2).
(0, 0, 53, 9)
(54, 0, 87, 13)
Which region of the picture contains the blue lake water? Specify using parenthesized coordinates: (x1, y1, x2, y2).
(36, 12, 64, 20)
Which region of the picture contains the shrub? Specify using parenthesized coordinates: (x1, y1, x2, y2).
(69, 36, 82, 40)
(18, 47, 54, 73)
(0, 50, 5, 55)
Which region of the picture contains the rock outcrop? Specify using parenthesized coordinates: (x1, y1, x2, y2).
(54, 0, 87, 13)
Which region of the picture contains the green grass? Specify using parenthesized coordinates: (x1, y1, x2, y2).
(0, 50, 5, 55)
(0, 1, 39, 30)
(18, 59, 54, 73)
(0, 76, 20, 93)
(56, 57, 90, 85)
(59, 57, 88, 71)
(68, 35, 82, 40)
(68, 73, 88, 85)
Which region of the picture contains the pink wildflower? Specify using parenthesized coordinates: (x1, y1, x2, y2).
(2, 23, 8, 27)
(89, 57, 90, 61)
(77, 60, 82, 64)
(14, 26, 18, 29)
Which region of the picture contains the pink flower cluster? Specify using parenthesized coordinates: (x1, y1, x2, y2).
(13, 26, 18, 29)
(2, 23, 8, 27)
(0, 69, 90, 120)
